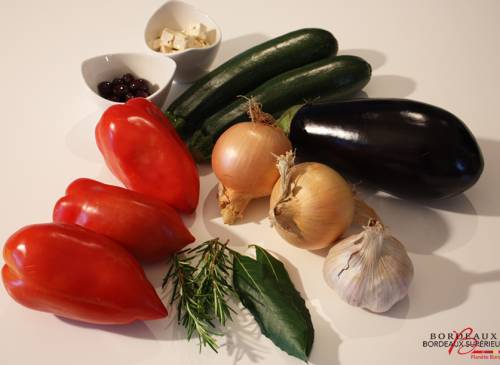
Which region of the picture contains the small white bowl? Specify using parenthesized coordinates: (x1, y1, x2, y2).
(81, 52, 177, 109)
(144, 1, 221, 83)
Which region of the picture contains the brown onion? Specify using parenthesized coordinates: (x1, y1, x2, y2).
(212, 101, 291, 224)
(269, 151, 355, 250)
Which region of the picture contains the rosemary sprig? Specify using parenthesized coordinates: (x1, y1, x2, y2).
(163, 239, 237, 352)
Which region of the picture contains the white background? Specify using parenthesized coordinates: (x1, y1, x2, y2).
(1, 0, 500, 364)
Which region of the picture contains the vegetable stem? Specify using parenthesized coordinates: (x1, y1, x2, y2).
(276, 104, 303, 135)
(245, 97, 275, 125)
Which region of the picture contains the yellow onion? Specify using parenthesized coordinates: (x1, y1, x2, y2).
(269, 151, 355, 250)
(212, 101, 291, 224)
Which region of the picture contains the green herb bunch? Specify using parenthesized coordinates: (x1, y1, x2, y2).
(164, 240, 314, 361)
(163, 239, 236, 352)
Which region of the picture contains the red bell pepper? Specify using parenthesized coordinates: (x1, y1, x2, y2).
(95, 98, 199, 214)
(2, 223, 167, 324)
(53, 178, 195, 263)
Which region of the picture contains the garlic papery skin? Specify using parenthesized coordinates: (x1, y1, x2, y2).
(269, 151, 354, 250)
(323, 220, 414, 313)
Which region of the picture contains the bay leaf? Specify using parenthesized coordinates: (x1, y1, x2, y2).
(233, 245, 314, 361)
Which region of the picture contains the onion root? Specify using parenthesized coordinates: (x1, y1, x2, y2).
(217, 183, 252, 224)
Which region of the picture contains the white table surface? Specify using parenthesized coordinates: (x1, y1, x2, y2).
(1, 0, 500, 364)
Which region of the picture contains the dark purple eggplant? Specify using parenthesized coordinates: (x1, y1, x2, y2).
(281, 99, 484, 200)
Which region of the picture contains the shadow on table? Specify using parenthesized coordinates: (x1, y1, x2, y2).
(223, 304, 268, 364)
(338, 48, 416, 97)
(216, 33, 269, 67)
(270, 251, 342, 365)
(57, 317, 159, 340)
(385, 255, 500, 319)
(365, 74, 417, 98)
(339, 48, 386, 70)
(202, 184, 272, 229)
(310, 191, 475, 257)
(197, 162, 213, 176)
(163, 81, 191, 109)
(362, 195, 477, 255)
(435, 138, 500, 217)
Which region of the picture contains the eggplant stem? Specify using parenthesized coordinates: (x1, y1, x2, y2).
(276, 104, 303, 135)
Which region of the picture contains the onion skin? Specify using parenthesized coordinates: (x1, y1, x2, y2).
(270, 162, 354, 250)
(212, 122, 291, 224)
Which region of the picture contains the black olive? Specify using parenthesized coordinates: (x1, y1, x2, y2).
(112, 78, 124, 87)
(113, 84, 129, 96)
(129, 80, 140, 92)
(122, 73, 135, 84)
(97, 81, 113, 98)
(135, 79, 150, 91)
(134, 90, 149, 98)
(109, 95, 121, 102)
(124, 93, 135, 101)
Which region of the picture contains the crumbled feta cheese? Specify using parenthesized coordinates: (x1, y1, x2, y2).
(191, 38, 205, 48)
(152, 23, 211, 53)
(160, 44, 172, 53)
(172, 32, 195, 51)
(160, 29, 175, 47)
(186, 23, 207, 41)
(150, 38, 161, 51)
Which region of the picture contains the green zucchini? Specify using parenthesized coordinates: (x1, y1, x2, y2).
(165, 28, 338, 137)
(188, 55, 372, 162)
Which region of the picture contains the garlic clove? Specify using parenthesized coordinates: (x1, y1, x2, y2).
(323, 221, 414, 313)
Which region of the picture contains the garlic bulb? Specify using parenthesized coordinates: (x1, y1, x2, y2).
(323, 220, 413, 313)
